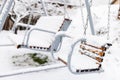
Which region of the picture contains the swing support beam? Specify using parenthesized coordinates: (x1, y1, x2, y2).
(85, 0, 95, 35)
(0, 0, 14, 31)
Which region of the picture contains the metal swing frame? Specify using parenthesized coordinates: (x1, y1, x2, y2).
(0, 0, 16, 47)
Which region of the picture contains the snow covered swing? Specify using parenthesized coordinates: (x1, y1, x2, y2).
(9, 0, 72, 51)
(16, 16, 72, 51)
(51, 32, 112, 74)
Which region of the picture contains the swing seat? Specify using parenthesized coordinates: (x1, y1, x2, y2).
(54, 37, 100, 73)
(53, 35, 112, 73)
(57, 43, 111, 73)
(9, 16, 72, 51)
(58, 50, 100, 71)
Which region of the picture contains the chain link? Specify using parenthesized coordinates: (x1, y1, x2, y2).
(107, 0, 111, 40)
(84, 0, 92, 34)
(79, 0, 92, 35)
(79, 0, 85, 33)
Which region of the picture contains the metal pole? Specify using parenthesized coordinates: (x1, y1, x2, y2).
(0, 0, 14, 31)
(85, 0, 95, 35)
(0, 0, 7, 14)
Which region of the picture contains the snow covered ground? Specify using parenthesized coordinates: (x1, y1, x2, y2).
(0, 0, 120, 80)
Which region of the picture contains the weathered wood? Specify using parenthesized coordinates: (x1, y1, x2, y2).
(84, 43, 106, 51)
(118, 8, 120, 19)
(111, 0, 118, 4)
(79, 51, 103, 63)
(58, 57, 67, 65)
(80, 45, 105, 57)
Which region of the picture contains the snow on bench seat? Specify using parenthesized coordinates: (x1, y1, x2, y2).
(27, 30, 54, 48)
(9, 16, 65, 47)
(34, 16, 64, 33)
(26, 16, 65, 47)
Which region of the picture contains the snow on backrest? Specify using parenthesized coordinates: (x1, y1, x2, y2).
(35, 16, 64, 33)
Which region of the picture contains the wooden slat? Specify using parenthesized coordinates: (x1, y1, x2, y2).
(80, 45, 105, 57)
(79, 51, 103, 63)
(111, 0, 118, 4)
(58, 57, 67, 65)
(84, 43, 106, 51)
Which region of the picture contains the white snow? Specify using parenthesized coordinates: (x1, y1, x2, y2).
(0, 31, 13, 46)
(35, 16, 64, 32)
(0, 0, 120, 80)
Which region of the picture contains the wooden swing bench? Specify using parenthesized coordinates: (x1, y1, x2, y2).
(49, 31, 112, 74)
(58, 54, 102, 73)
(77, 42, 112, 73)
(16, 16, 72, 51)
(57, 40, 112, 73)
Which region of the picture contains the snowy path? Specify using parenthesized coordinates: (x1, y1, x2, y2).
(0, 63, 120, 80)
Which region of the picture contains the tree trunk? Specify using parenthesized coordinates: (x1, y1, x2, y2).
(3, 14, 14, 30)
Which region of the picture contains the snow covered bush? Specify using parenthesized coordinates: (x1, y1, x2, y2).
(13, 0, 65, 19)
(10, 0, 66, 30)
(12, 53, 54, 67)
